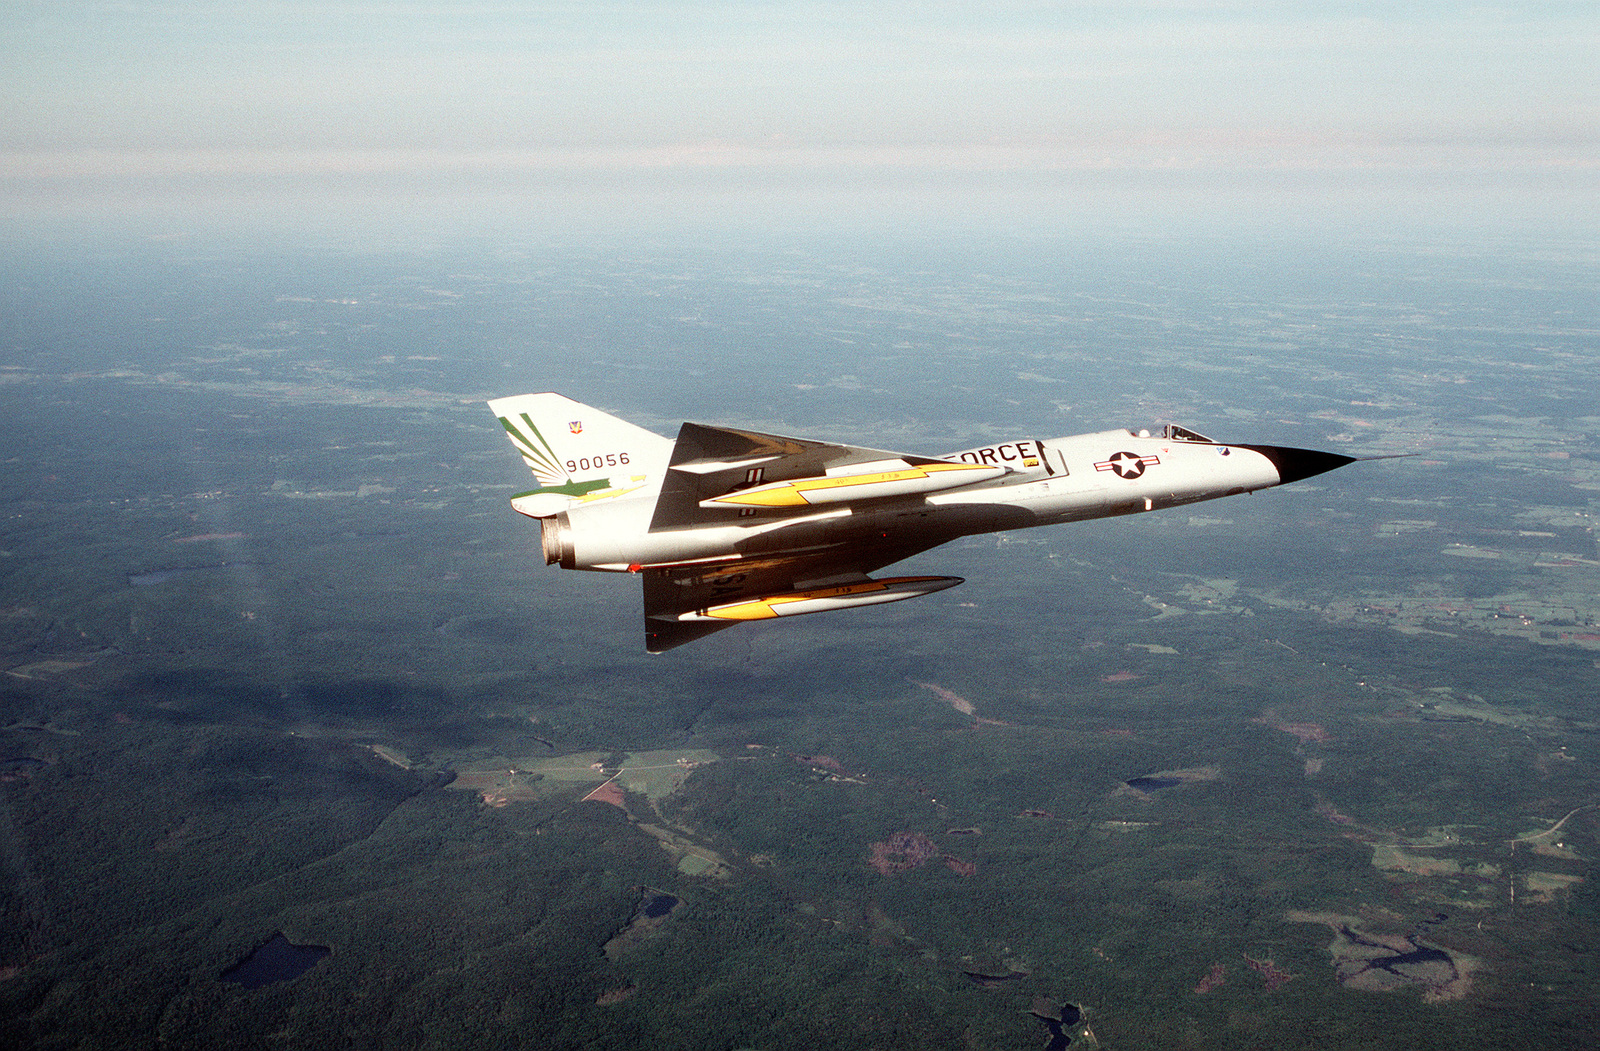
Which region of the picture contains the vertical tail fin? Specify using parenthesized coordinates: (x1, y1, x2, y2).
(487, 393, 672, 518)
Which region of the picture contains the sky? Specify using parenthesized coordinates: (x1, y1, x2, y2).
(1, 1, 1595, 237)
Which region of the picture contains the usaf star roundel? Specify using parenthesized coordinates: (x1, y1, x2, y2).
(1108, 451, 1145, 478)
(1095, 450, 1160, 479)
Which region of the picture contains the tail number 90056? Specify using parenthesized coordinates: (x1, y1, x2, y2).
(568, 452, 630, 473)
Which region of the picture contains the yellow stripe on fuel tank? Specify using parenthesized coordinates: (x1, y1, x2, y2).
(705, 461, 998, 509)
(702, 580, 893, 619)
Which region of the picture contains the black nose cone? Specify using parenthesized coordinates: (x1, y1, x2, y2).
(1236, 444, 1358, 485)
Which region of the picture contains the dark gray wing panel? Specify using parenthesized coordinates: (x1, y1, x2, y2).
(640, 537, 954, 653)
(640, 422, 983, 651)
(649, 421, 948, 531)
(643, 616, 737, 654)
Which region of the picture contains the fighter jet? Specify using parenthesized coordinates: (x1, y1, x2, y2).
(489, 392, 1363, 652)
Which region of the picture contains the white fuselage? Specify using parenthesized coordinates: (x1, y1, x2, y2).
(544, 430, 1282, 572)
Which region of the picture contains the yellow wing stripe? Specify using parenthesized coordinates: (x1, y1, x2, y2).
(702, 580, 899, 620)
(713, 462, 988, 508)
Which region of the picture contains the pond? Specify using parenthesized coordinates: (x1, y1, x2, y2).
(220, 933, 330, 990)
(1124, 776, 1181, 792)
